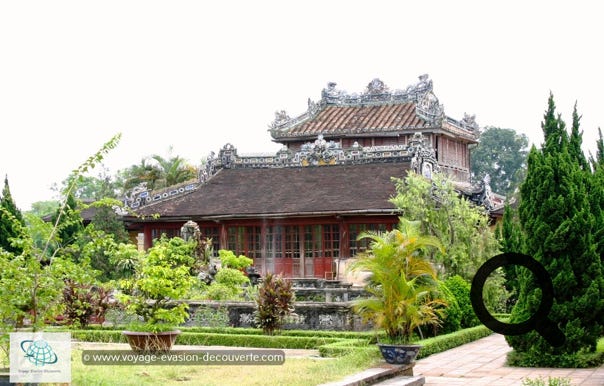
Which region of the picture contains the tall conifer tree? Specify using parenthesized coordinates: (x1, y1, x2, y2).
(0, 176, 25, 255)
(569, 102, 589, 171)
(506, 94, 604, 367)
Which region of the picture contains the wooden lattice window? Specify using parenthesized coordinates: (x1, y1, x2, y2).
(349, 223, 388, 257)
(226, 226, 261, 258)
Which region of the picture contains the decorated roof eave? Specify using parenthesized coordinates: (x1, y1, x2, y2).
(271, 126, 441, 142)
(125, 208, 399, 223)
(431, 128, 479, 144)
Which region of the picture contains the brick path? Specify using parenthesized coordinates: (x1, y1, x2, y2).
(413, 334, 604, 386)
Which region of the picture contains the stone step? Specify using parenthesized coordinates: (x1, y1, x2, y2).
(318, 363, 424, 386)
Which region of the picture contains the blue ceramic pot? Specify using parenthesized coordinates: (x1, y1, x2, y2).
(377, 343, 421, 364)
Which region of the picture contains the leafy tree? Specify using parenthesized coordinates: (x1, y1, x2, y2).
(0, 133, 121, 336)
(89, 199, 129, 244)
(470, 126, 529, 197)
(390, 171, 500, 282)
(61, 224, 125, 282)
(50, 193, 84, 250)
(118, 235, 196, 332)
(506, 93, 604, 367)
(28, 200, 60, 218)
(54, 168, 119, 201)
(0, 176, 25, 255)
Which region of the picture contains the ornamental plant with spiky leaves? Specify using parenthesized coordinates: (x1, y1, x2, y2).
(254, 272, 295, 335)
(349, 219, 447, 344)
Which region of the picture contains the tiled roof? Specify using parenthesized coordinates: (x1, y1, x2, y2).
(129, 162, 409, 221)
(282, 103, 428, 137)
(269, 76, 479, 143)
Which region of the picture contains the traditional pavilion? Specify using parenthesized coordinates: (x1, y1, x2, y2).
(122, 75, 502, 279)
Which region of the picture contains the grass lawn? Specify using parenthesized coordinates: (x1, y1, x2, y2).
(70, 348, 381, 386)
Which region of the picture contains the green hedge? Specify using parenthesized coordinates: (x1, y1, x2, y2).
(319, 325, 492, 359)
(70, 330, 127, 343)
(180, 326, 377, 340)
(318, 339, 372, 357)
(415, 325, 492, 359)
(68, 329, 341, 350)
(178, 332, 340, 349)
(67, 325, 493, 360)
(75, 325, 377, 340)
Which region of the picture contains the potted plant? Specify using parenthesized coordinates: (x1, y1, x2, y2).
(117, 235, 196, 352)
(348, 219, 447, 365)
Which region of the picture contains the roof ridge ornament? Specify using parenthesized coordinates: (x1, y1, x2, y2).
(269, 74, 439, 132)
(461, 113, 480, 134)
(409, 132, 440, 178)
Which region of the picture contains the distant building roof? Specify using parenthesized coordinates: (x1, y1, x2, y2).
(269, 75, 479, 143)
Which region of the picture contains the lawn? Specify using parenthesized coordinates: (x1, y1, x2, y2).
(70, 348, 381, 386)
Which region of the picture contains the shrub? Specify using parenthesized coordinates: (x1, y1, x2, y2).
(437, 281, 462, 334)
(218, 250, 253, 270)
(62, 281, 112, 327)
(443, 275, 479, 328)
(254, 273, 295, 335)
(117, 235, 196, 332)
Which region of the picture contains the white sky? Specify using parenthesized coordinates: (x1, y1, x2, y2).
(1, 1, 602, 211)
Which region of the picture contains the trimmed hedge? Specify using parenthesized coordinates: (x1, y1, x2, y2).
(68, 325, 379, 340)
(415, 325, 492, 359)
(66, 325, 493, 360)
(68, 329, 341, 349)
(70, 330, 126, 343)
(318, 325, 492, 359)
(181, 326, 377, 340)
(318, 339, 372, 357)
(178, 332, 340, 349)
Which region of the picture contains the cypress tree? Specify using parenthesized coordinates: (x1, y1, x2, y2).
(0, 176, 25, 255)
(590, 128, 604, 270)
(569, 102, 589, 171)
(500, 204, 524, 312)
(505, 94, 604, 367)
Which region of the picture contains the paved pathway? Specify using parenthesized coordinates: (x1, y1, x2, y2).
(412, 334, 604, 386)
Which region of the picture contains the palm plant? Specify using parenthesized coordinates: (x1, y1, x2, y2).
(349, 219, 447, 344)
(150, 153, 197, 188)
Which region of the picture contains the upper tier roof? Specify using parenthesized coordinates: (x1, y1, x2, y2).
(269, 75, 479, 143)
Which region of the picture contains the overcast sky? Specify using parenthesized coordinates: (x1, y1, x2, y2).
(1, 1, 602, 210)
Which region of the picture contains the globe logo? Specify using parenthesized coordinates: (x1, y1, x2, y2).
(20, 339, 58, 366)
